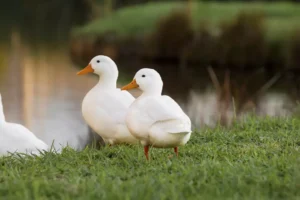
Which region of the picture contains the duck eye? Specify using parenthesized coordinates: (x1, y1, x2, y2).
(96, 60, 100, 63)
(142, 75, 146, 78)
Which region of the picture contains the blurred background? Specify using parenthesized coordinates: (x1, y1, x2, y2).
(1, 0, 300, 150)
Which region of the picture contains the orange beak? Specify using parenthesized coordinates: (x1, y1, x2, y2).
(77, 64, 94, 75)
(121, 79, 139, 90)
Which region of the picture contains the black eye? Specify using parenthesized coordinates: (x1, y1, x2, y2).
(142, 75, 146, 78)
(97, 60, 100, 63)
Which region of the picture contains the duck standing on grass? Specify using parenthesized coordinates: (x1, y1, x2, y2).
(77, 55, 138, 145)
(0, 94, 48, 156)
(121, 68, 192, 160)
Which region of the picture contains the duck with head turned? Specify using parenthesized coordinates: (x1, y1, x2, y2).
(121, 68, 192, 160)
(77, 55, 138, 145)
(0, 93, 48, 156)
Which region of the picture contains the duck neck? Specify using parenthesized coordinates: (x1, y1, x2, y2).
(0, 97, 5, 123)
(140, 85, 163, 98)
(96, 69, 118, 90)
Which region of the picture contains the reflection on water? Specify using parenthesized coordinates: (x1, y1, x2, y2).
(0, 32, 98, 150)
(186, 91, 294, 128)
(0, 32, 297, 150)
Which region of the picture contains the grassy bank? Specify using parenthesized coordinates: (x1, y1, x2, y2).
(73, 2, 300, 41)
(1, 117, 300, 199)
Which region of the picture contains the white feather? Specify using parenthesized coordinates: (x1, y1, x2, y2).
(0, 93, 48, 156)
(80, 56, 138, 145)
(125, 68, 192, 148)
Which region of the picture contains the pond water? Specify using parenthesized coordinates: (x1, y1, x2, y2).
(0, 30, 298, 150)
(0, 33, 99, 150)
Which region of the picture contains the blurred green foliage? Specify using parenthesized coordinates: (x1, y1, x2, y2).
(73, 2, 300, 70)
(75, 2, 300, 42)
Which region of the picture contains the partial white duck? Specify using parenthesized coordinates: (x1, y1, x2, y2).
(0, 93, 48, 156)
(121, 68, 192, 160)
(77, 55, 138, 145)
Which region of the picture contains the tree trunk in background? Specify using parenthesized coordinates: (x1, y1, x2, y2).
(104, 0, 114, 16)
(186, 0, 192, 18)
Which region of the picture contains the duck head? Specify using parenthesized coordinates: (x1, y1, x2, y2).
(121, 68, 163, 96)
(77, 55, 119, 88)
(77, 55, 118, 76)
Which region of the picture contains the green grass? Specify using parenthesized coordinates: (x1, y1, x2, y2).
(73, 2, 300, 41)
(1, 117, 300, 199)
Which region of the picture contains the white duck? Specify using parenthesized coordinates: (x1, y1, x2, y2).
(121, 68, 192, 160)
(0, 93, 48, 156)
(77, 55, 138, 145)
